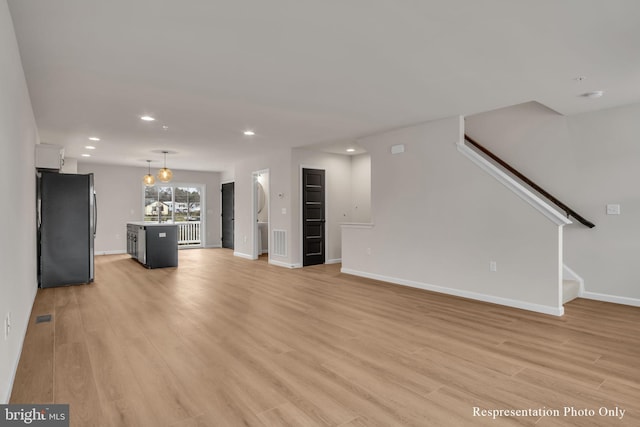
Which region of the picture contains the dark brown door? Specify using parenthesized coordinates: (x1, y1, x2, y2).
(302, 168, 325, 266)
(221, 182, 234, 249)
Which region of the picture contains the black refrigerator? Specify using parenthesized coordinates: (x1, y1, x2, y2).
(38, 172, 96, 288)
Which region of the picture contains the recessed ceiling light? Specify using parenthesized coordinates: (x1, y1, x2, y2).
(85, 146, 96, 150)
(140, 115, 156, 121)
(581, 90, 604, 98)
(81, 154, 91, 157)
(243, 130, 255, 136)
(346, 148, 356, 153)
(88, 137, 100, 141)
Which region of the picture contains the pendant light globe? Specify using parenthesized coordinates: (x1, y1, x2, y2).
(157, 151, 173, 183)
(143, 160, 155, 186)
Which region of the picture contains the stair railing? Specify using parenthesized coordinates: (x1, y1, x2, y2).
(464, 134, 595, 228)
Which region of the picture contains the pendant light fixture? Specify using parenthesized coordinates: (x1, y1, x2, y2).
(157, 150, 173, 183)
(143, 160, 155, 186)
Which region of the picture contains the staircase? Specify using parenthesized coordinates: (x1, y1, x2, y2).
(460, 134, 593, 309)
(562, 265, 583, 304)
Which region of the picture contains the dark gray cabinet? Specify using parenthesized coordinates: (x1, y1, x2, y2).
(126, 223, 178, 268)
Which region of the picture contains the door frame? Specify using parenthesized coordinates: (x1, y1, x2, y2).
(299, 165, 328, 266)
(252, 169, 270, 260)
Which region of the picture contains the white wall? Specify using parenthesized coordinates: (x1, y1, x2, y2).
(291, 149, 353, 265)
(566, 104, 640, 302)
(464, 102, 579, 206)
(233, 149, 292, 264)
(342, 116, 564, 314)
(77, 163, 221, 252)
(232, 148, 359, 267)
(466, 101, 640, 304)
(350, 153, 371, 222)
(0, 0, 39, 403)
(220, 168, 235, 184)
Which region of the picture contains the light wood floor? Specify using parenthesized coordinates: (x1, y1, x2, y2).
(11, 249, 640, 426)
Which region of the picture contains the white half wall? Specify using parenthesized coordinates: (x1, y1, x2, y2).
(77, 163, 221, 253)
(342, 116, 563, 314)
(0, 0, 39, 403)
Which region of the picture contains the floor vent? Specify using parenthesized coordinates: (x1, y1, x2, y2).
(273, 229, 287, 257)
(36, 314, 52, 324)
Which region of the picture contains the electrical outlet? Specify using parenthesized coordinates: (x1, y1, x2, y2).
(490, 261, 497, 272)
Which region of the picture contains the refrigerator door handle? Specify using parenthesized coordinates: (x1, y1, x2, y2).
(93, 192, 98, 237)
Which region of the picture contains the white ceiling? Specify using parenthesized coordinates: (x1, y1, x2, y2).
(8, 0, 640, 172)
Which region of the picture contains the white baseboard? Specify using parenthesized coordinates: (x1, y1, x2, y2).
(205, 244, 222, 248)
(269, 259, 301, 269)
(97, 250, 126, 255)
(340, 268, 564, 317)
(326, 258, 342, 265)
(581, 291, 640, 307)
(233, 251, 255, 260)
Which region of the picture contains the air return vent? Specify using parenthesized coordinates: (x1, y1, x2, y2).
(273, 229, 287, 257)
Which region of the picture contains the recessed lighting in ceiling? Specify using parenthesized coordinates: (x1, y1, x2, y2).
(243, 130, 255, 136)
(81, 153, 91, 157)
(346, 148, 356, 153)
(88, 137, 100, 141)
(85, 145, 96, 150)
(140, 115, 156, 121)
(581, 90, 604, 98)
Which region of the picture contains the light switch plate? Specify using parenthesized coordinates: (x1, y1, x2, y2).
(391, 144, 405, 154)
(606, 204, 620, 215)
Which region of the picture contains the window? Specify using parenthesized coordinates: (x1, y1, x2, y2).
(174, 187, 201, 222)
(144, 186, 173, 222)
(143, 185, 203, 224)
(143, 184, 205, 247)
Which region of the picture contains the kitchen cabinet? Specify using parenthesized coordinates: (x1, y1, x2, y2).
(126, 222, 178, 268)
(35, 143, 64, 171)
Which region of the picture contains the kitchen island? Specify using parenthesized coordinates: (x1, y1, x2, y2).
(126, 222, 178, 268)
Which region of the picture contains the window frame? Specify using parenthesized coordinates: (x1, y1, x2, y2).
(141, 182, 206, 247)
